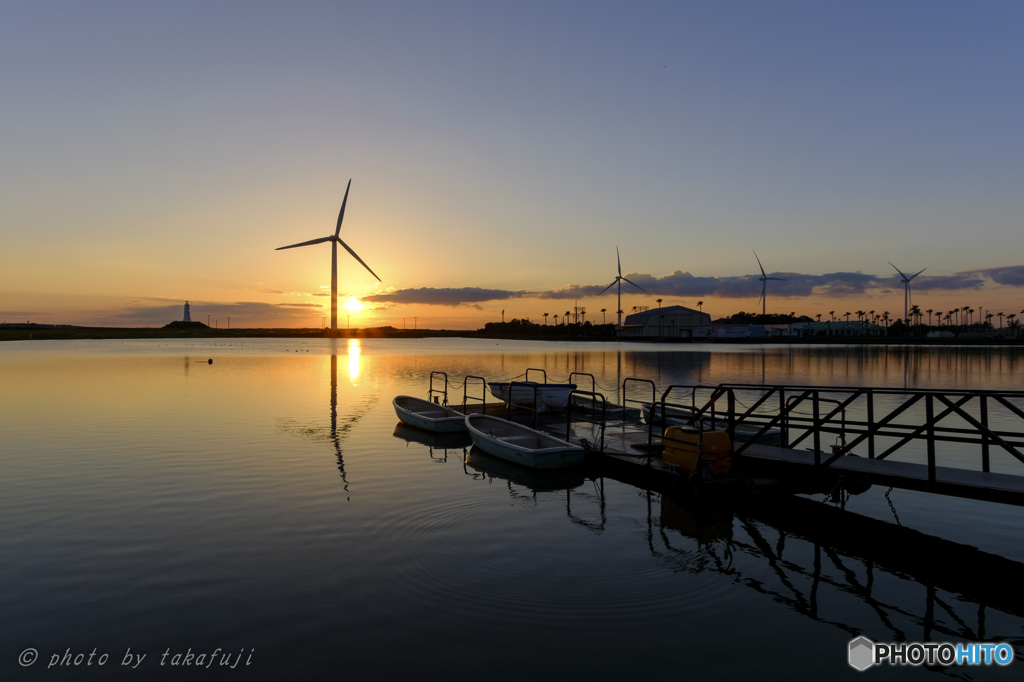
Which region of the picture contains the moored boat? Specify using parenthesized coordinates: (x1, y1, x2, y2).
(487, 381, 577, 411)
(393, 395, 468, 433)
(464, 413, 585, 469)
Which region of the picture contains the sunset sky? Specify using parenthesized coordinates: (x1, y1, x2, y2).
(2, 1, 1023, 329)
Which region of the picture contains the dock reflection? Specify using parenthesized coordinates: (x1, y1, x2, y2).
(438, 439, 1024, 647)
(637, 489, 1024, 646)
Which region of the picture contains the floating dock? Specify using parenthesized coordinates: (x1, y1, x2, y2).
(422, 370, 1024, 507)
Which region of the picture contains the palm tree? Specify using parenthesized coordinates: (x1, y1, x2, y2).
(543, 312, 549, 325)
(600, 308, 607, 324)
(564, 310, 571, 325)
(910, 304, 921, 326)
(697, 301, 703, 312)
(998, 312, 1005, 328)
(882, 312, 891, 328)
(816, 313, 822, 322)
(986, 312, 994, 328)
(553, 314, 558, 325)
(926, 308, 933, 326)
(657, 298, 663, 309)
(829, 310, 835, 322)
(845, 312, 851, 323)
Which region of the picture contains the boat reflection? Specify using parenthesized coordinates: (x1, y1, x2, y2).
(392, 423, 472, 462)
(464, 446, 588, 493)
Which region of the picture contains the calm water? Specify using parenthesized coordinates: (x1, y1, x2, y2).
(2, 338, 1023, 680)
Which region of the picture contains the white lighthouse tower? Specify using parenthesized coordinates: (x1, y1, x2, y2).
(183, 301, 192, 322)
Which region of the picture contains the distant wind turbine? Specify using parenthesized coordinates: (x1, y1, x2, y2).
(889, 262, 926, 324)
(275, 180, 381, 330)
(754, 251, 786, 317)
(599, 247, 646, 327)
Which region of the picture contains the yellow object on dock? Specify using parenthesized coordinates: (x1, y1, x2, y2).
(662, 426, 732, 476)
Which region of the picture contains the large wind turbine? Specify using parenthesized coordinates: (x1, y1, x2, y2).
(754, 252, 786, 317)
(276, 180, 381, 330)
(889, 262, 926, 323)
(599, 247, 646, 327)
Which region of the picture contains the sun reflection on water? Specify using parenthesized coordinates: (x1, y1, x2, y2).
(348, 339, 360, 382)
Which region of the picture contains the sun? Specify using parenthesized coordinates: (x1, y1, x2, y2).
(343, 296, 364, 313)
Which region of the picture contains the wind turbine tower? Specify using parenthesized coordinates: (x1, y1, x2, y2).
(599, 247, 646, 327)
(754, 252, 787, 317)
(889, 262, 926, 323)
(275, 180, 381, 330)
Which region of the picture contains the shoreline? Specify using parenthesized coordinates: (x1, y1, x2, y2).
(1, 325, 1021, 346)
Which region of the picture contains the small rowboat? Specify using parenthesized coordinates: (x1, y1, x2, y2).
(487, 381, 577, 411)
(393, 395, 467, 433)
(465, 414, 585, 469)
(466, 448, 586, 491)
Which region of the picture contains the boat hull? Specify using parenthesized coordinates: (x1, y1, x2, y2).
(393, 396, 468, 433)
(487, 382, 577, 411)
(465, 414, 585, 469)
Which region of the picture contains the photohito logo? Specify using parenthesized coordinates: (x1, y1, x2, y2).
(848, 637, 1015, 670)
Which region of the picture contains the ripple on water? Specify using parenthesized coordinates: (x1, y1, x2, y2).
(368, 488, 737, 624)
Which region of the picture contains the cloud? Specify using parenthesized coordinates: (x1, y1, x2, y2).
(361, 266, 1024, 306)
(973, 265, 1024, 287)
(362, 287, 531, 306)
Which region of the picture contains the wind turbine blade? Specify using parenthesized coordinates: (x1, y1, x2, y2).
(335, 179, 352, 238)
(908, 268, 926, 280)
(621, 277, 647, 293)
(754, 251, 766, 278)
(338, 238, 382, 282)
(275, 236, 333, 250)
(756, 288, 763, 307)
(889, 262, 909, 281)
(598, 280, 618, 296)
(617, 246, 621, 277)
(768, 277, 787, 281)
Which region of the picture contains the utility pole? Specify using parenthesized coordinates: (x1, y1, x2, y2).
(207, 314, 210, 326)
(501, 310, 505, 323)
(227, 317, 230, 329)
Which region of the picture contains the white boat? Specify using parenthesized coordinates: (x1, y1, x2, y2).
(487, 381, 577, 411)
(393, 395, 468, 433)
(641, 402, 782, 446)
(464, 414, 585, 469)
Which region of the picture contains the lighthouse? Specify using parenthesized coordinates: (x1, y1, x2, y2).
(183, 301, 192, 322)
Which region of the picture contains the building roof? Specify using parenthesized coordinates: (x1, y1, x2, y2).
(622, 305, 707, 326)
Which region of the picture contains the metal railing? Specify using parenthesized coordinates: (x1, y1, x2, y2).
(678, 383, 1024, 482)
(565, 389, 608, 452)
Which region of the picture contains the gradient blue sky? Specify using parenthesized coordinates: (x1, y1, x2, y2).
(2, 1, 1022, 327)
